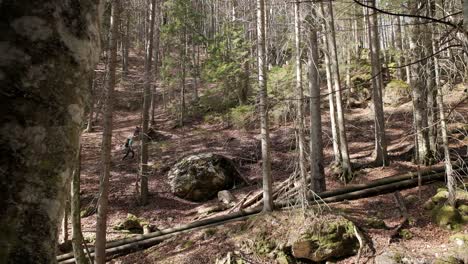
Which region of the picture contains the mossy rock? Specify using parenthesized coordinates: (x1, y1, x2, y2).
(113, 214, 148, 234)
(254, 235, 276, 255)
(434, 256, 464, 264)
(291, 216, 359, 262)
(431, 188, 468, 207)
(431, 205, 463, 230)
(458, 205, 468, 215)
(449, 233, 468, 247)
(383, 79, 411, 106)
(276, 251, 295, 264)
(168, 153, 243, 202)
(423, 199, 436, 210)
(363, 217, 387, 229)
(398, 229, 413, 240)
(432, 190, 449, 204)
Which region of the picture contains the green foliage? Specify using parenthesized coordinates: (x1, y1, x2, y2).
(160, 0, 203, 87)
(268, 65, 295, 98)
(229, 105, 256, 130)
(268, 65, 296, 125)
(202, 23, 251, 104)
(398, 229, 413, 240)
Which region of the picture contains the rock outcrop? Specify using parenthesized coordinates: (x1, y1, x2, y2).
(168, 153, 242, 202)
(290, 216, 359, 262)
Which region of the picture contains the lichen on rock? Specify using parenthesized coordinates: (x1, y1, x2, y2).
(168, 153, 242, 202)
(290, 216, 359, 262)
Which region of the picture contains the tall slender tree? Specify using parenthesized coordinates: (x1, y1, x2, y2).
(294, 1, 308, 200)
(71, 145, 88, 264)
(257, 0, 273, 212)
(307, 6, 325, 193)
(409, 0, 433, 165)
(322, 1, 352, 180)
(141, 0, 157, 205)
(367, 0, 388, 166)
(95, 1, 120, 263)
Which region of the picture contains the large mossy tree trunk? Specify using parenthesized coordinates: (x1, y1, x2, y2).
(0, 1, 102, 263)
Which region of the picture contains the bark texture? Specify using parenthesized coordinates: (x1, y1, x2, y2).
(294, 1, 308, 200)
(323, 1, 352, 179)
(140, 0, 157, 205)
(368, 0, 388, 166)
(71, 146, 88, 264)
(307, 11, 325, 193)
(409, 1, 433, 165)
(94, 1, 119, 263)
(0, 1, 102, 263)
(257, 0, 273, 212)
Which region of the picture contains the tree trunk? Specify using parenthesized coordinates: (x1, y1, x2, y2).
(0, 1, 102, 263)
(433, 3, 456, 207)
(427, 1, 438, 155)
(409, 1, 433, 165)
(257, 0, 273, 212)
(367, 0, 388, 166)
(122, 9, 130, 77)
(95, 1, 120, 263)
(294, 1, 308, 202)
(322, 34, 341, 162)
(151, 0, 161, 125)
(61, 199, 70, 245)
(71, 145, 88, 264)
(85, 75, 96, 133)
(141, 0, 157, 205)
(395, 16, 405, 80)
(308, 9, 325, 193)
(323, 1, 353, 180)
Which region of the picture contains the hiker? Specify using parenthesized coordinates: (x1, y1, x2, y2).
(122, 135, 135, 160)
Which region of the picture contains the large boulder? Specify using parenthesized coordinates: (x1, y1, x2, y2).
(383, 79, 411, 106)
(290, 216, 359, 262)
(168, 153, 242, 202)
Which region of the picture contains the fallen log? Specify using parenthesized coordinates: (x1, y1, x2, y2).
(57, 206, 263, 262)
(276, 160, 468, 199)
(58, 164, 467, 262)
(59, 214, 256, 264)
(317, 171, 447, 204)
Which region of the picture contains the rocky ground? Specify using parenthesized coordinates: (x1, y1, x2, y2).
(73, 51, 468, 263)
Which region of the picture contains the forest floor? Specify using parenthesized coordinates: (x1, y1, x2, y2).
(76, 51, 468, 263)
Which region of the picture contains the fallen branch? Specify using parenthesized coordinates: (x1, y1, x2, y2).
(228, 191, 253, 213)
(242, 172, 297, 208)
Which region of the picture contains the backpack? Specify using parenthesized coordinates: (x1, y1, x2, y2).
(124, 138, 131, 148)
